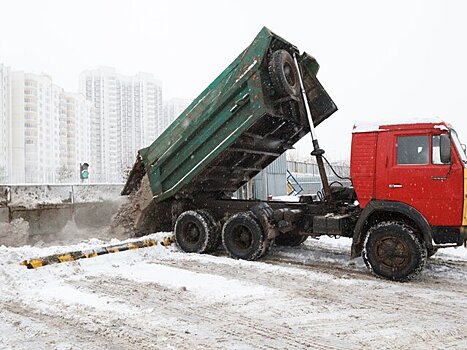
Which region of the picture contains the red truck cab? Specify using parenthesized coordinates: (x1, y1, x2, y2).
(350, 120, 467, 279)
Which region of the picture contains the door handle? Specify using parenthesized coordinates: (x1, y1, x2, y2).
(431, 176, 447, 181)
(389, 184, 403, 189)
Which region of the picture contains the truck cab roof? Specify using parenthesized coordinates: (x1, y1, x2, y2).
(353, 119, 451, 133)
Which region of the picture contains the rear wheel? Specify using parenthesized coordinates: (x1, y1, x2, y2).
(275, 233, 307, 247)
(362, 221, 427, 281)
(175, 210, 216, 253)
(198, 210, 221, 253)
(222, 212, 267, 260)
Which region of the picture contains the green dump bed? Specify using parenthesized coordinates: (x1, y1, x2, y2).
(122, 27, 337, 202)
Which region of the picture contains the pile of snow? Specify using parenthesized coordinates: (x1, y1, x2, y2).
(8, 185, 71, 209)
(5, 184, 123, 209)
(353, 117, 445, 133)
(0, 232, 274, 312)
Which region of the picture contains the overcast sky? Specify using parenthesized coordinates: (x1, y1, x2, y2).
(1, 0, 466, 161)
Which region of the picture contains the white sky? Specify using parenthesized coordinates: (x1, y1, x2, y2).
(1, 0, 466, 161)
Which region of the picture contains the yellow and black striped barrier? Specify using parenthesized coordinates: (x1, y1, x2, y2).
(20, 236, 175, 269)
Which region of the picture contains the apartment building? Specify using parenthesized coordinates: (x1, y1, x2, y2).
(9, 72, 61, 183)
(1, 70, 94, 184)
(162, 97, 189, 131)
(60, 93, 94, 182)
(0, 64, 10, 182)
(2, 64, 166, 184)
(80, 67, 162, 182)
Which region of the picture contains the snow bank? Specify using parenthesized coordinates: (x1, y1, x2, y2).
(3, 184, 123, 209)
(353, 117, 445, 133)
(0, 231, 274, 320)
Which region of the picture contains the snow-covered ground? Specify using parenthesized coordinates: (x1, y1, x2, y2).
(1, 233, 466, 349)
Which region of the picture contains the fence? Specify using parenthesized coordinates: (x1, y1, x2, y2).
(287, 160, 351, 196)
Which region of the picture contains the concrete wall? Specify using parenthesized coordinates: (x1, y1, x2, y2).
(0, 184, 123, 209)
(0, 184, 124, 236)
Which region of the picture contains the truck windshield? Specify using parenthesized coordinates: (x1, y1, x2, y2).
(451, 129, 467, 165)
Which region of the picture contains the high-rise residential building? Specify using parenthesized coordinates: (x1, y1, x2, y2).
(10, 72, 61, 183)
(59, 92, 94, 182)
(0, 64, 11, 182)
(2, 63, 168, 184)
(80, 67, 162, 182)
(5, 70, 94, 183)
(162, 98, 189, 131)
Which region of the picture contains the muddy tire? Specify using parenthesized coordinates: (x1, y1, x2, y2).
(362, 221, 427, 281)
(174, 210, 216, 254)
(275, 233, 307, 247)
(198, 210, 221, 253)
(222, 212, 266, 260)
(256, 237, 275, 259)
(269, 49, 300, 97)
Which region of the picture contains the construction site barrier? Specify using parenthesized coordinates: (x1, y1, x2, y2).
(20, 236, 175, 269)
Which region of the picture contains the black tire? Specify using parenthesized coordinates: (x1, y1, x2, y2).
(198, 209, 221, 253)
(362, 221, 427, 281)
(222, 212, 266, 260)
(174, 210, 215, 253)
(268, 49, 300, 97)
(275, 233, 307, 247)
(260, 238, 275, 258)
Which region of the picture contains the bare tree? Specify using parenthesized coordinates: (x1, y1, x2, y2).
(0, 165, 6, 184)
(286, 150, 299, 162)
(57, 165, 74, 183)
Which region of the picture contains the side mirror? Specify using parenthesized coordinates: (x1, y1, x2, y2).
(462, 144, 466, 155)
(440, 134, 451, 164)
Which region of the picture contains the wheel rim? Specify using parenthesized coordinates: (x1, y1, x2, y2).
(283, 62, 295, 86)
(375, 236, 411, 271)
(183, 222, 201, 245)
(230, 225, 253, 251)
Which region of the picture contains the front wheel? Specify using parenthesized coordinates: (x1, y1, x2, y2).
(362, 221, 427, 281)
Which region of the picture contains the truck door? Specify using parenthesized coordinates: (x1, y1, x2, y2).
(376, 131, 464, 226)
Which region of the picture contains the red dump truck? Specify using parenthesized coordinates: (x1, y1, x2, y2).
(123, 28, 467, 281)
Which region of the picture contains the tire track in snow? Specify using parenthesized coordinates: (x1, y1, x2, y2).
(72, 276, 352, 350)
(143, 250, 467, 349)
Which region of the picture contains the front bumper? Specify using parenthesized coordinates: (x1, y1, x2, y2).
(432, 226, 467, 246)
